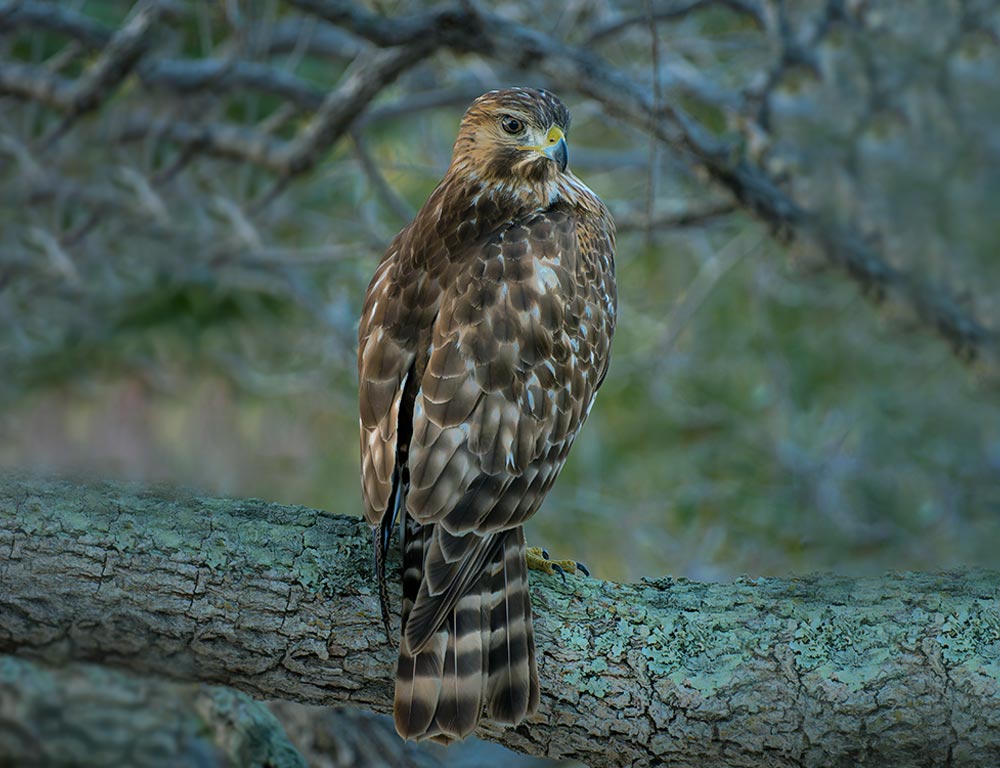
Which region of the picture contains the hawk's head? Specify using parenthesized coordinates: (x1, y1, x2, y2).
(451, 88, 572, 184)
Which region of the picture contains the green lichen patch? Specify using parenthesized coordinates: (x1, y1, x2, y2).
(937, 599, 1000, 673)
(787, 608, 895, 684)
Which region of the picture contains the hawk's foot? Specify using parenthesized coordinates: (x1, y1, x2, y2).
(526, 546, 590, 583)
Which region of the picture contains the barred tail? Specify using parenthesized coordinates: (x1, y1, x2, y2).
(393, 522, 538, 741)
(485, 526, 539, 724)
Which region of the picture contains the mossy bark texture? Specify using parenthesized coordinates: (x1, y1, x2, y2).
(1, 476, 998, 767)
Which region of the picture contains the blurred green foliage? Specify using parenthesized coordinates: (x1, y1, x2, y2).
(1, 0, 998, 586)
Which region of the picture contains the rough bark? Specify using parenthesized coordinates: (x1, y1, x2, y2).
(1, 476, 998, 767)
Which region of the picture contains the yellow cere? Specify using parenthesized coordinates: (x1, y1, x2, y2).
(518, 125, 565, 152)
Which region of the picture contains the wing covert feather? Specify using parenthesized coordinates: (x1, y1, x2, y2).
(358, 248, 421, 525)
(406, 208, 616, 536)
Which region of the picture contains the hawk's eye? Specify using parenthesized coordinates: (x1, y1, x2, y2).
(500, 115, 525, 134)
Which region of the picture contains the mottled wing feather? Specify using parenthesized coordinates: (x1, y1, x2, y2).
(359, 252, 416, 526)
(408, 209, 611, 533)
(401, 208, 615, 653)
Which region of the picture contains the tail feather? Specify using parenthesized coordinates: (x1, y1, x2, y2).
(485, 527, 538, 723)
(394, 626, 447, 738)
(394, 515, 445, 738)
(404, 528, 500, 654)
(429, 588, 486, 738)
(392, 521, 538, 741)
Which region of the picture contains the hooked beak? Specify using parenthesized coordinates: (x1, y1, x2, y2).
(542, 126, 569, 172)
(521, 126, 569, 172)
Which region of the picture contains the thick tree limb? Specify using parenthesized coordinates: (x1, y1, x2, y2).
(1, 476, 999, 767)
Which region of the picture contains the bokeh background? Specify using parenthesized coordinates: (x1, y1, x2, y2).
(2, 1, 999, 764)
(3, 0, 998, 585)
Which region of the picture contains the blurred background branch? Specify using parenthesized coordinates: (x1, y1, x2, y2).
(0, 655, 307, 768)
(1, 0, 997, 368)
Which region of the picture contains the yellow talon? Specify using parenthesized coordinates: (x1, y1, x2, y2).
(526, 546, 589, 578)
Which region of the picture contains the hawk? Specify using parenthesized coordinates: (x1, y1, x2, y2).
(358, 88, 616, 741)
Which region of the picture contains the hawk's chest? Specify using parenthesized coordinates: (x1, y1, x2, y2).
(387, 203, 611, 380)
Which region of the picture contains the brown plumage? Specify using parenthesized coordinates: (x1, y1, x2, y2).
(358, 88, 616, 742)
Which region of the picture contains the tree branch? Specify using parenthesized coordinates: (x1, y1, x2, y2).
(0, 654, 306, 767)
(2, 476, 999, 767)
(140, 58, 326, 110)
(5, 0, 995, 371)
(0, 1, 112, 50)
(38, 0, 162, 147)
(586, 0, 767, 45)
(289, 0, 1000, 374)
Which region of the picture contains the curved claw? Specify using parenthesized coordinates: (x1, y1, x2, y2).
(549, 561, 590, 583)
(551, 562, 568, 585)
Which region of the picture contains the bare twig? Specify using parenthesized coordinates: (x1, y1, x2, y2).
(113, 113, 286, 170)
(614, 199, 738, 232)
(587, 0, 767, 44)
(294, 0, 997, 365)
(259, 17, 367, 60)
(271, 43, 434, 177)
(657, 229, 762, 356)
(112, 41, 429, 182)
(0, 60, 72, 110)
(0, 1, 112, 50)
(41, 0, 162, 147)
(140, 58, 326, 110)
(645, 0, 662, 247)
(350, 128, 415, 225)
